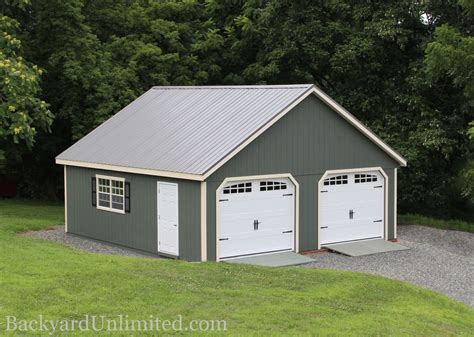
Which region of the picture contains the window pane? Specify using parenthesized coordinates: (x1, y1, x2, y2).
(112, 202, 124, 210)
(99, 200, 109, 207)
(99, 193, 110, 201)
(112, 195, 123, 203)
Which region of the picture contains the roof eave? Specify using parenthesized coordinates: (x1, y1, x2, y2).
(56, 84, 407, 182)
(55, 158, 205, 181)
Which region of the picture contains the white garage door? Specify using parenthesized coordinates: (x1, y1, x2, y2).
(319, 171, 384, 245)
(218, 178, 295, 259)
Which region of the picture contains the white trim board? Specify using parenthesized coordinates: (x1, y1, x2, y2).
(56, 86, 406, 180)
(394, 168, 398, 239)
(311, 88, 407, 167)
(64, 166, 68, 233)
(316, 167, 389, 249)
(202, 87, 406, 179)
(200, 182, 207, 261)
(215, 173, 299, 262)
(56, 159, 202, 181)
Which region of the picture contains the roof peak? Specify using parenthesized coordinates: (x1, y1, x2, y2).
(152, 84, 314, 90)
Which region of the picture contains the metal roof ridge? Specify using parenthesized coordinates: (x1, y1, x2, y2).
(151, 84, 313, 90)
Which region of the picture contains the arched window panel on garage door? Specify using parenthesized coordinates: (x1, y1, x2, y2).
(355, 173, 377, 183)
(260, 180, 287, 191)
(323, 175, 348, 186)
(223, 182, 252, 194)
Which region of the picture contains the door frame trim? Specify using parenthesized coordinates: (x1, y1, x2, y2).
(215, 173, 299, 262)
(316, 167, 388, 249)
(157, 181, 179, 256)
(394, 168, 397, 239)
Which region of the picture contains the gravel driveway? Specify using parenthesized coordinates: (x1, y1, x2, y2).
(304, 225, 474, 306)
(22, 224, 473, 306)
(22, 226, 159, 259)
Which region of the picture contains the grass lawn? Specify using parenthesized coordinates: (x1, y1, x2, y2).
(0, 200, 473, 336)
(399, 213, 474, 233)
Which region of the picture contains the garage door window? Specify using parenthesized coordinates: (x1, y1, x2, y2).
(260, 181, 287, 191)
(355, 173, 377, 183)
(323, 175, 348, 186)
(223, 182, 252, 194)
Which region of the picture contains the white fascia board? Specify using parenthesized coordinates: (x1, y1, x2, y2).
(55, 159, 204, 181)
(311, 87, 407, 167)
(203, 87, 406, 180)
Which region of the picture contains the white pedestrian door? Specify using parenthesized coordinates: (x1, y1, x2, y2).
(319, 171, 384, 245)
(158, 182, 179, 255)
(219, 178, 295, 259)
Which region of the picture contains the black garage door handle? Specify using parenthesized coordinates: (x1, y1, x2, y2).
(282, 230, 293, 234)
(219, 238, 229, 241)
(320, 226, 328, 229)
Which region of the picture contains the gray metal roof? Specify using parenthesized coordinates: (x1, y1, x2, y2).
(57, 85, 314, 175)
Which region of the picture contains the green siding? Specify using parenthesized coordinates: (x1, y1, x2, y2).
(66, 166, 201, 261)
(206, 95, 400, 261)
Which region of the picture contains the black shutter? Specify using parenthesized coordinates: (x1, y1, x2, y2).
(125, 182, 130, 213)
(91, 177, 97, 206)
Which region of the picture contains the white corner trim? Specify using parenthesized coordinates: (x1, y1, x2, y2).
(56, 159, 203, 181)
(316, 167, 389, 249)
(215, 173, 299, 262)
(64, 166, 68, 233)
(394, 168, 398, 239)
(200, 182, 207, 262)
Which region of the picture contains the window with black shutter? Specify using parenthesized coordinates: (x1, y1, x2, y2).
(94, 175, 126, 214)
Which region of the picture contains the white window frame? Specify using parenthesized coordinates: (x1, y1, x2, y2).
(96, 174, 126, 214)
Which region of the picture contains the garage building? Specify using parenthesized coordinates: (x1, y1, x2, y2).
(56, 85, 407, 261)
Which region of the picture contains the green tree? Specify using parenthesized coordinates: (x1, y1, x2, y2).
(424, 0, 474, 209)
(0, 5, 52, 149)
(208, 0, 472, 216)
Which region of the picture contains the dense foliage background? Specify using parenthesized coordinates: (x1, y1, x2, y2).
(1, 0, 473, 220)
